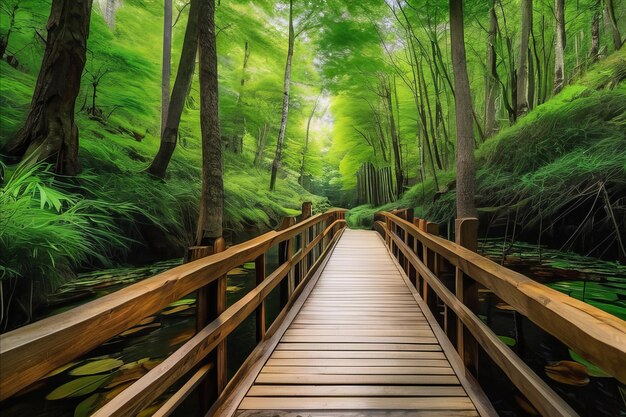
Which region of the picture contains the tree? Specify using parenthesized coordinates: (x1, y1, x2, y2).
(589, 0, 601, 62)
(484, 0, 498, 137)
(228, 41, 251, 154)
(196, 0, 223, 244)
(553, 0, 566, 94)
(2, 0, 93, 175)
(605, 0, 623, 51)
(270, 0, 323, 191)
(517, 0, 532, 116)
(449, 0, 477, 219)
(146, 0, 199, 178)
(299, 91, 321, 187)
(0, 0, 21, 58)
(269, 0, 295, 192)
(161, 0, 172, 135)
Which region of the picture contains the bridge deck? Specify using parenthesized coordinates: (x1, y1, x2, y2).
(232, 229, 489, 416)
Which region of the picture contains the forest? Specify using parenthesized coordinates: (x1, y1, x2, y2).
(0, 0, 625, 416)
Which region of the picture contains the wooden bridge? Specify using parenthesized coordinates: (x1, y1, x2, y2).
(1, 205, 625, 416)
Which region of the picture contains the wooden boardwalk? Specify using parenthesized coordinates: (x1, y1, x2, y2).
(232, 229, 491, 416)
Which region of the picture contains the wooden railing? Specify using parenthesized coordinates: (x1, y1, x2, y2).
(375, 210, 626, 417)
(0, 205, 347, 416)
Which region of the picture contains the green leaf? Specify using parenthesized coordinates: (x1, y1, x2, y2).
(46, 374, 112, 400)
(69, 359, 124, 376)
(167, 298, 195, 307)
(568, 349, 611, 378)
(497, 335, 516, 347)
(74, 393, 100, 417)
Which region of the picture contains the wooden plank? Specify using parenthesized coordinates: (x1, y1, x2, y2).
(270, 351, 447, 359)
(254, 374, 459, 385)
(246, 385, 465, 397)
(280, 336, 439, 344)
(265, 359, 451, 367)
(284, 329, 434, 337)
(236, 411, 479, 417)
(275, 343, 443, 352)
(239, 397, 474, 410)
(260, 366, 454, 375)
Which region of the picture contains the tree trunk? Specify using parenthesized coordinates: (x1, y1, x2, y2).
(383, 78, 404, 197)
(590, 1, 600, 61)
(449, 0, 477, 219)
(605, 0, 623, 50)
(229, 41, 250, 154)
(553, 0, 566, 95)
(2, 0, 93, 175)
(484, 0, 498, 137)
(270, 0, 294, 192)
(517, 0, 533, 116)
(196, 0, 223, 244)
(254, 123, 269, 166)
(161, 0, 172, 135)
(146, 0, 199, 179)
(299, 91, 321, 186)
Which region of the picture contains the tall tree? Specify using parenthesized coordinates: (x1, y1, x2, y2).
(146, 0, 199, 178)
(2, 0, 93, 175)
(517, 0, 533, 116)
(484, 0, 498, 137)
(449, 0, 477, 219)
(161, 0, 172, 135)
(269, 0, 322, 191)
(553, 0, 566, 94)
(605, 0, 623, 51)
(196, 0, 223, 244)
(590, 0, 601, 61)
(299, 91, 321, 187)
(269, 0, 295, 192)
(229, 41, 251, 154)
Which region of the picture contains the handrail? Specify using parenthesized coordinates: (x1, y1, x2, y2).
(0, 207, 347, 403)
(376, 211, 626, 416)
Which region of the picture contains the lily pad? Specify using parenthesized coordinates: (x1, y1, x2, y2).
(166, 298, 195, 308)
(69, 359, 124, 376)
(497, 335, 516, 347)
(568, 349, 611, 377)
(243, 262, 255, 270)
(161, 305, 191, 316)
(545, 361, 590, 386)
(46, 374, 112, 400)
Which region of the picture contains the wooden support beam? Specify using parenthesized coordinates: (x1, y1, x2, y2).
(277, 217, 296, 309)
(255, 254, 266, 342)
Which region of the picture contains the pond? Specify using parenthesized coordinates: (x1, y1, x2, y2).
(1, 237, 624, 416)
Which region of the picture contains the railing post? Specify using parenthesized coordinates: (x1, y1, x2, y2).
(300, 202, 312, 282)
(455, 217, 479, 376)
(255, 254, 266, 342)
(277, 217, 296, 309)
(422, 222, 440, 313)
(187, 236, 226, 414)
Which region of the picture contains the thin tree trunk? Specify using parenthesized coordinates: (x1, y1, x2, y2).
(605, 0, 623, 50)
(254, 123, 269, 166)
(590, 1, 600, 61)
(2, 0, 93, 175)
(553, 0, 566, 94)
(484, 0, 498, 137)
(161, 0, 172, 135)
(450, 0, 477, 219)
(299, 91, 321, 186)
(196, 0, 223, 244)
(147, 0, 199, 178)
(230, 41, 250, 154)
(382, 78, 404, 197)
(517, 0, 533, 116)
(270, 0, 294, 192)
